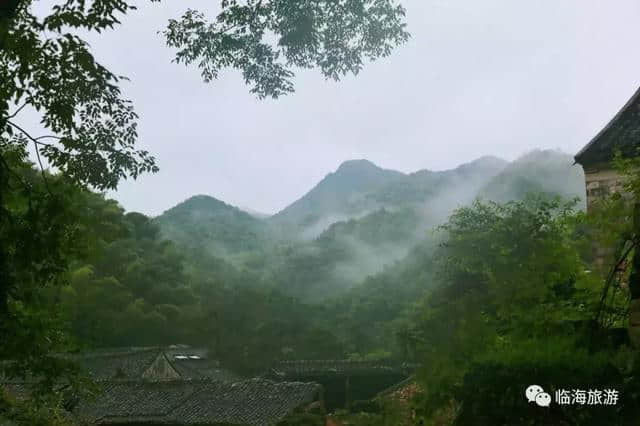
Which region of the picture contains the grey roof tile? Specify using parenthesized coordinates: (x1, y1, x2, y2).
(71, 348, 161, 381)
(265, 360, 418, 378)
(575, 87, 640, 166)
(74, 379, 321, 425)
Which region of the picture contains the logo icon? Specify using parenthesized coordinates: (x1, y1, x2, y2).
(526, 385, 551, 407)
(535, 392, 552, 407)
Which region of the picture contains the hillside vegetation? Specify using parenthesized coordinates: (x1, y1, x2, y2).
(6, 145, 640, 425)
(154, 150, 583, 300)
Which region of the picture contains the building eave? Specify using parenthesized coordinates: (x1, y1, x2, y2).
(575, 86, 640, 165)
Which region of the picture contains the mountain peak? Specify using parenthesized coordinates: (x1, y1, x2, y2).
(457, 155, 508, 172)
(332, 159, 405, 181)
(470, 155, 508, 165)
(336, 159, 380, 172)
(179, 194, 229, 209)
(158, 194, 251, 219)
(270, 159, 404, 226)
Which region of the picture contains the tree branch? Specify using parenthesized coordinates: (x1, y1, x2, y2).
(6, 120, 53, 193)
(594, 237, 637, 327)
(34, 135, 60, 143)
(7, 101, 28, 120)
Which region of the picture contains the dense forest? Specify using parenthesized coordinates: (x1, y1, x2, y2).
(2, 1, 640, 425)
(8, 142, 640, 424)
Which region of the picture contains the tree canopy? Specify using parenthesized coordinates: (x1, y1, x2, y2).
(0, 0, 409, 420)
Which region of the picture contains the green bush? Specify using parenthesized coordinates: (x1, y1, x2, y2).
(450, 354, 636, 426)
(351, 399, 383, 414)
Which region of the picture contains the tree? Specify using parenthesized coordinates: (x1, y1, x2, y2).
(404, 195, 625, 423)
(1, 1, 408, 418)
(164, 0, 410, 98)
(609, 151, 640, 347)
(0, 0, 409, 314)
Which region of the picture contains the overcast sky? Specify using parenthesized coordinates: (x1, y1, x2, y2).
(32, 1, 640, 215)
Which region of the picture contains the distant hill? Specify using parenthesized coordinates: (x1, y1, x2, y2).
(478, 150, 586, 208)
(154, 151, 586, 300)
(240, 207, 272, 219)
(269, 156, 507, 238)
(267, 207, 425, 299)
(269, 160, 405, 234)
(154, 195, 274, 267)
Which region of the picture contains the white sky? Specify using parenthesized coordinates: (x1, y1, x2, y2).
(21, 1, 640, 215)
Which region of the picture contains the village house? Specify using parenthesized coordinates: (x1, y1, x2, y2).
(574, 87, 640, 209)
(574, 86, 640, 347)
(2, 347, 325, 425)
(72, 378, 323, 425)
(574, 87, 640, 270)
(264, 360, 417, 412)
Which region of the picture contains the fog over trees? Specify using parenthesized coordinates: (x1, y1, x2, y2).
(2, 1, 640, 425)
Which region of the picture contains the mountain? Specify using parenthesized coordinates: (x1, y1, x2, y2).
(154, 195, 274, 267)
(267, 207, 425, 300)
(269, 160, 405, 235)
(269, 157, 508, 238)
(239, 206, 272, 219)
(478, 150, 586, 207)
(372, 155, 509, 220)
(153, 151, 585, 301)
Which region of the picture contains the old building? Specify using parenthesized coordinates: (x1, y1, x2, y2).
(574, 87, 640, 272)
(73, 378, 323, 425)
(575, 87, 640, 347)
(264, 360, 416, 411)
(2, 347, 325, 425)
(68, 346, 239, 383)
(574, 87, 640, 208)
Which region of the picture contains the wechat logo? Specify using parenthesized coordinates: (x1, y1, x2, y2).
(526, 385, 551, 407)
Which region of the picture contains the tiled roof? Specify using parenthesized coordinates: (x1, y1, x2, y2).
(575, 87, 640, 167)
(172, 379, 321, 425)
(74, 379, 321, 425)
(73, 380, 203, 423)
(71, 347, 161, 380)
(169, 358, 240, 383)
(0, 347, 242, 383)
(65, 346, 238, 382)
(265, 360, 418, 378)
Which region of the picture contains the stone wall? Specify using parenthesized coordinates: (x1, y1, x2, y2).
(583, 166, 626, 209)
(582, 165, 631, 270)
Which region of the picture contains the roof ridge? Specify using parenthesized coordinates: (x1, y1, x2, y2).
(73, 347, 161, 358)
(575, 86, 640, 163)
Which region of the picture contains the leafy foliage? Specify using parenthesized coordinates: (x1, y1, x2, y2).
(398, 195, 640, 425)
(0, 1, 410, 420)
(44, 185, 344, 374)
(154, 194, 277, 269)
(1, 0, 157, 190)
(164, 0, 410, 98)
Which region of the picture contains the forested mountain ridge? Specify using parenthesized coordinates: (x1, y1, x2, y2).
(152, 150, 584, 300)
(6, 145, 628, 425)
(268, 156, 508, 238)
(479, 150, 585, 206)
(268, 159, 406, 238)
(154, 195, 277, 268)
